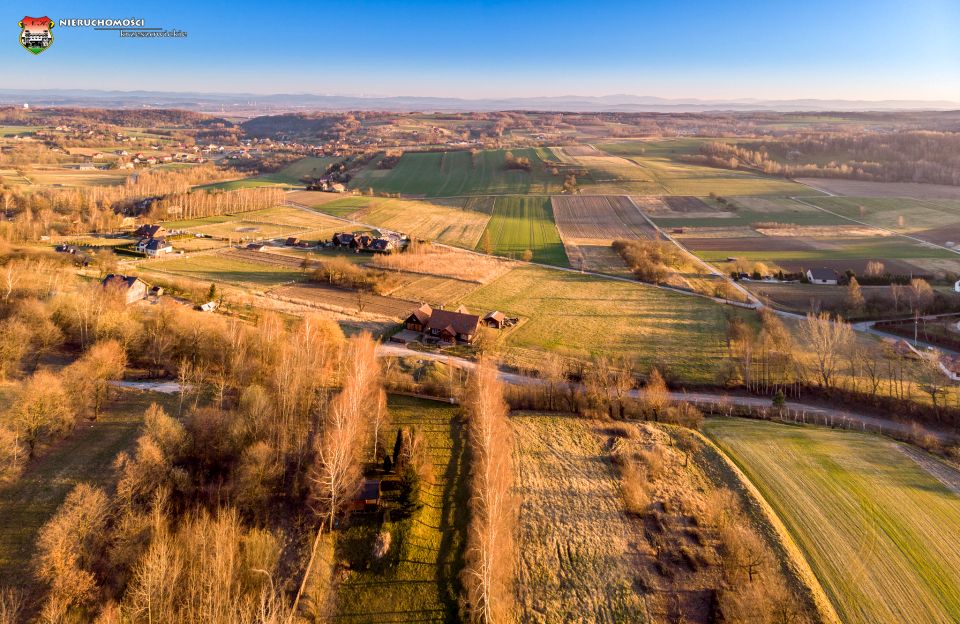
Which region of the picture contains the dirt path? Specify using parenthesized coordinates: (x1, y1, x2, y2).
(899, 445, 960, 496)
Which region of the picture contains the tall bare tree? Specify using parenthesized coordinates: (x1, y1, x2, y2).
(462, 358, 515, 624)
(801, 312, 854, 390)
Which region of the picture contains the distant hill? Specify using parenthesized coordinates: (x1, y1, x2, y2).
(0, 89, 956, 114)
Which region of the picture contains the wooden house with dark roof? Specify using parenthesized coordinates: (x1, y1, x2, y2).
(404, 303, 480, 344)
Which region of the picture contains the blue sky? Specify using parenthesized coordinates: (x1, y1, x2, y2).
(4, 0, 960, 101)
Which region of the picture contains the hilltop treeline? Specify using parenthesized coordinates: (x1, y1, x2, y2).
(0, 107, 231, 129)
(686, 131, 960, 185)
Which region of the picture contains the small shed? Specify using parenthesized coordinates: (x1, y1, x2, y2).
(482, 310, 506, 329)
(350, 479, 381, 512)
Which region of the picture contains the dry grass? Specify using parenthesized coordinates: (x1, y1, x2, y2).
(371, 243, 513, 284)
(347, 197, 492, 247)
(754, 225, 890, 238)
(511, 413, 646, 622)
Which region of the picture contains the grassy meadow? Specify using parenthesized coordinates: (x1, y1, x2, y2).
(706, 418, 960, 624)
(595, 139, 809, 196)
(478, 196, 568, 266)
(321, 196, 493, 247)
(333, 396, 466, 624)
(349, 148, 566, 196)
(199, 156, 339, 190)
(147, 253, 303, 286)
(459, 264, 729, 380)
(512, 414, 646, 622)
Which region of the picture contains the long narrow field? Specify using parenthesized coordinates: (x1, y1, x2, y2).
(323, 196, 493, 247)
(552, 146, 662, 195)
(333, 396, 466, 624)
(706, 419, 960, 624)
(477, 196, 568, 266)
(200, 156, 340, 190)
(459, 265, 729, 381)
(551, 195, 655, 273)
(349, 148, 566, 196)
(271, 282, 417, 318)
(551, 195, 656, 240)
(0, 391, 179, 591)
(512, 414, 646, 622)
(148, 252, 304, 286)
(596, 140, 811, 196)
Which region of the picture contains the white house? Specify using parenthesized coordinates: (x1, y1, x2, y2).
(137, 237, 173, 257)
(806, 268, 839, 285)
(954, 279, 960, 293)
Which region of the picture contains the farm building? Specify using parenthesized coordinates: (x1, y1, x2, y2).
(285, 237, 300, 246)
(482, 310, 506, 329)
(404, 303, 480, 344)
(367, 238, 396, 253)
(806, 268, 839, 285)
(245, 243, 267, 252)
(102, 274, 149, 305)
(333, 232, 356, 247)
(133, 224, 167, 239)
(349, 479, 382, 513)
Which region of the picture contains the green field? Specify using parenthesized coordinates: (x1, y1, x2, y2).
(334, 396, 466, 623)
(596, 139, 811, 196)
(806, 196, 960, 235)
(0, 391, 179, 589)
(199, 156, 340, 190)
(148, 253, 303, 286)
(349, 148, 566, 197)
(0, 125, 41, 137)
(459, 264, 729, 381)
(478, 196, 568, 266)
(706, 419, 960, 624)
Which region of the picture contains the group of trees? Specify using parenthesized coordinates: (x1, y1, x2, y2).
(686, 132, 960, 186)
(612, 238, 692, 286)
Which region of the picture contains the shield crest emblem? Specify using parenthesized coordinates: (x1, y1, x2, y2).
(19, 16, 54, 54)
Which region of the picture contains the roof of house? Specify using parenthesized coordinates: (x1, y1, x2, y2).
(145, 238, 170, 251)
(408, 303, 433, 325)
(285, 237, 299, 245)
(334, 232, 355, 244)
(134, 224, 165, 238)
(425, 308, 480, 336)
(246, 243, 265, 250)
(807, 268, 838, 281)
(368, 238, 393, 251)
(359, 479, 381, 500)
(102, 274, 145, 289)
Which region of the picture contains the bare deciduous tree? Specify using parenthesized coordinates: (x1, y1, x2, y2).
(462, 358, 516, 624)
(801, 312, 854, 390)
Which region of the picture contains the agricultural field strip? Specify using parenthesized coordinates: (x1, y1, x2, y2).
(790, 195, 960, 257)
(707, 419, 960, 624)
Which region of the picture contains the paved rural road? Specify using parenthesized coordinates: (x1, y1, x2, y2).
(377, 344, 954, 441)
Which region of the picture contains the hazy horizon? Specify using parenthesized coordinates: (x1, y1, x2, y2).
(4, 0, 959, 103)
